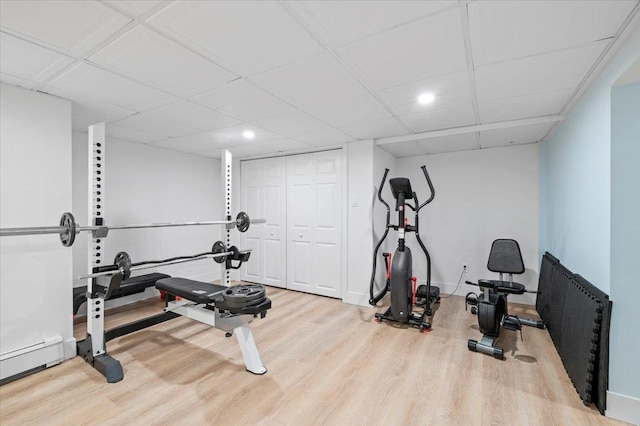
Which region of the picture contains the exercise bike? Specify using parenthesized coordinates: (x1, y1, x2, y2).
(465, 239, 545, 359)
(369, 166, 440, 331)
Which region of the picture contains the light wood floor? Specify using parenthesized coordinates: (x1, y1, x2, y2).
(0, 287, 622, 425)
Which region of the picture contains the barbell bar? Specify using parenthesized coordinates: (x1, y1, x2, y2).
(79, 251, 235, 280)
(0, 211, 266, 247)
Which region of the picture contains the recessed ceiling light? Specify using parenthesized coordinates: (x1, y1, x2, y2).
(417, 93, 435, 105)
(243, 130, 255, 139)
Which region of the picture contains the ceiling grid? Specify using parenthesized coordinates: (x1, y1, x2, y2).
(1, 0, 638, 158)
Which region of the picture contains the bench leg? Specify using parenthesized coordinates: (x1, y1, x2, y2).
(234, 324, 267, 375)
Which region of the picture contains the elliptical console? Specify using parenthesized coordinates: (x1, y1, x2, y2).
(369, 165, 440, 331)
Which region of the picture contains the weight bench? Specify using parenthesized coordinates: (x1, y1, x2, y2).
(155, 277, 271, 375)
(77, 272, 271, 382)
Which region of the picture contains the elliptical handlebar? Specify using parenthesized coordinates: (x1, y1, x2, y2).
(417, 165, 435, 211)
(369, 168, 392, 305)
(377, 168, 390, 207)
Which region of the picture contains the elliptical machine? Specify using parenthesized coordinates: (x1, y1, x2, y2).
(369, 166, 440, 331)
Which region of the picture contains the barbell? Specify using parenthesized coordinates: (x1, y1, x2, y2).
(0, 211, 265, 247)
(81, 240, 250, 280)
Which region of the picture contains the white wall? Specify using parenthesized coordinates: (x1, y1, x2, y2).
(72, 131, 222, 312)
(397, 144, 540, 304)
(345, 140, 375, 305)
(0, 84, 75, 379)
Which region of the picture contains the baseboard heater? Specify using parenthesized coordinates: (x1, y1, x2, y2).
(536, 252, 612, 415)
(0, 335, 64, 384)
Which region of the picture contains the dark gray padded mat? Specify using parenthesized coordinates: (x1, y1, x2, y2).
(536, 253, 611, 414)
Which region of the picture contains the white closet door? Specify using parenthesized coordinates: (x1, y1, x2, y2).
(287, 150, 342, 298)
(241, 157, 286, 288)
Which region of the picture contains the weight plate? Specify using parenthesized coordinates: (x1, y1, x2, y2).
(59, 212, 76, 247)
(228, 245, 239, 261)
(113, 251, 132, 280)
(211, 240, 226, 264)
(222, 284, 266, 308)
(236, 212, 250, 233)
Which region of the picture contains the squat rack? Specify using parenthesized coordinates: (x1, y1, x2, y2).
(79, 123, 255, 381)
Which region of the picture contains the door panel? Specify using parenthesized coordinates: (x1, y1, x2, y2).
(244, 237, 261, 281)
(241, 157, 286, 288)
(287, 150, 342, 297)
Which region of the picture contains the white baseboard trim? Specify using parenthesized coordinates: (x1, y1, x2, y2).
(0, 335, 65, 381)
(606, 391, 640, 425)
(63, 337, 77, 361)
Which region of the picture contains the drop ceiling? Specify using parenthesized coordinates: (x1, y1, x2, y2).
(1, 0, 638, 158)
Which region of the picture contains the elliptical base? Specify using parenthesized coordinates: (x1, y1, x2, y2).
(375, 308, 432, 332)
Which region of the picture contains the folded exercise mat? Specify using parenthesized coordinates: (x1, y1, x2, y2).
(536, 253, 611, 415)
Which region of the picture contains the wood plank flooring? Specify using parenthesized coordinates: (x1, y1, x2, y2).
(0, 288, 622, 425)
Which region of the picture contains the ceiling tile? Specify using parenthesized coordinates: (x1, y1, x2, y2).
(479, 123, 553, 149)
(340, 117, 410, 140)
(0, 33, 75, 84)
(400, 104, 476, 133)
(147, 101, 240, 131)
(337, 8, 467, 90)
(0, 0, 131, 57)
(469, 0, 639, 66)
(72, 97, 136, 131)
(89, 26, 237, 97)
(147, 1, 324, 75)
(475, 40, 609, 102)
(416, 132, 478, 155)
(112, 113, 200, 138)
(192, 79, 296, 121)
(43, 62, 178, 111)
(295, 129, 356, 146)
(106, 124, 165, 143)
(254, 111, 331, 137)
(149, 133, 218, 153)
(296, 1, 456, 47)
(309, 94, 392, 127)
(253, 54, 368, 108)
(376, 70, 472, 117)
(478, 89, 574, 123)
(205, 123, 281, 148)
(103, 0, 167, 18)
(378, 141, 424, 158)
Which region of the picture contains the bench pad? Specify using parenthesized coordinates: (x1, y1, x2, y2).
(156, 277, 227, 304)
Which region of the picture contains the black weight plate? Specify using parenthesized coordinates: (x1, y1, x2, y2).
(236, 212, 250, 233)
(60, 212, 76, 247)
(223, 284, 266, 308)
(228, 245, 239, 261)
(211, 240, 226, 264)
(114, 251, 132, 280)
